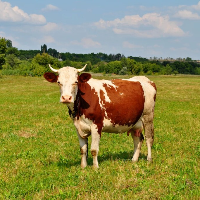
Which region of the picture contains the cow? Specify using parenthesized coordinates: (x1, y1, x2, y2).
(44, 64, 157, 168)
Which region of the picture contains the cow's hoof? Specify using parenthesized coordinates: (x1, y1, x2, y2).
(93, 164, 99, 169)
(147, 157, 153, 163)
(81, 163, 87, 169)
(132, 158, 138, 163)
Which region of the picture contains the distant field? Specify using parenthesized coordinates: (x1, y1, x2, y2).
(0, 74, 199, 199)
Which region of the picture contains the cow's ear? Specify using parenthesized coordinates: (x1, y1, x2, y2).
(78, 73, 91, 83)
(44, 73, 58, 83)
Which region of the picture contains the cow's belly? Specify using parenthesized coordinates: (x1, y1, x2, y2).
(74, 116, 92, 138)
(102, 124, 131, 133)
(102, 118, 143, 134)
(74, 115, 143, 137)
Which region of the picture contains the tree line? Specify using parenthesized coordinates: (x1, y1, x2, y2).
(1, 38, 200, 76)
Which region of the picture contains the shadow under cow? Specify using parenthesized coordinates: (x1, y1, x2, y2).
(56, 150, 147, 168)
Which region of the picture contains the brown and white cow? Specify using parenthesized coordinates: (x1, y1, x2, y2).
(44, 64, 156, 168)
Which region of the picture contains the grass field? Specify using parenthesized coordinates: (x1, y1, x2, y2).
(0, 74, 199, 199)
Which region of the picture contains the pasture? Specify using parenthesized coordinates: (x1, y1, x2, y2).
(0, 74, 199, 199)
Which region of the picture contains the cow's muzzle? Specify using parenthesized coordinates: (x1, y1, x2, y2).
(61, 95, 72, 103)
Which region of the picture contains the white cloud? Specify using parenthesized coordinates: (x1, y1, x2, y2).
(170, 46, 189, 52)
(0, 0, 46, 24)
(42, 4, 59, 11)
(174, 10, 200, 20)
(42, 36, 55, 43)
(123, 41, 143, 49)
(192, 1, 200, 10)
(71, 38, 101, 48)
(94, 13, 185, 38)
(41, 22, 60, 32)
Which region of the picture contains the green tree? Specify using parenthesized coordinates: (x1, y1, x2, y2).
(151, 63, 160, 73)
(6, 47, 19, 56)
(119, 67, 128, 75)
(4, 54, 21, 68)
(185, 57, 192, 62)
(31, 53, 62, 76)
(164, 64, 173, 75)
(143, 63, 150, 73)
(32, 53, 52, 66)
(48, 48, 59, 58)
(0, 37, 7, 68)
(106, 61, 122, 74)
(133, 62, 143, 75)
(41, 44, 47, 53)
(97, 61, 106, 72)
(6, 39, 12, 48)
(127, 58, 136, 74)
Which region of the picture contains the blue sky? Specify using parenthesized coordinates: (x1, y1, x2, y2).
(1, 0, 200, 60)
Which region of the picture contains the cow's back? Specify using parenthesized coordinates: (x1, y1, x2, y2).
(101, 79, 145, 126)
(128, 76, 157, 115)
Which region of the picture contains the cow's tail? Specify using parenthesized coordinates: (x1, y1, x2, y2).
(141, 117, 145, 141)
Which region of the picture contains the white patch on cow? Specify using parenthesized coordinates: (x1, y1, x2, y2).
(57, 67, 79, 103)
(127, 76, 156, 115)
(74, 114, 93, 138)
(87, 78, 117, 109)
(102, 117, 143, 134)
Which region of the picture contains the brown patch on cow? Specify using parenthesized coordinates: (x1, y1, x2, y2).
(75, 78, 145, 137)
(91, 150, 97, 156)
(102, 80, 144, 127)
(75, 77, 104, 135)
(153, 93, 156, 102)
(44, 73, 58, 83)
(80, 148, 85, 155)
(148, 81, 157, 91)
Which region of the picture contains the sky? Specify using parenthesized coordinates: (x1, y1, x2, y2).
(1, 0, 200, 60)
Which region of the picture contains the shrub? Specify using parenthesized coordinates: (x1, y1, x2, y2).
(119, 67, 128, 75)
(31, 62, 46, 76)
(92, 67, 99, 73)
(5, 54, 21, 68)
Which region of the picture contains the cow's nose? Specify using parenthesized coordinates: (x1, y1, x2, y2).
(61, 95, 72, 103)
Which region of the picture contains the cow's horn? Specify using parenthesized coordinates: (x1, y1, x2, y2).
(49, 64, 58, 73)
(77, 64, 87, 73)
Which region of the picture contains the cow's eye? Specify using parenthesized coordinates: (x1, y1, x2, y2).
(57, 81, 62, 86)
(73, 81, 78, 85)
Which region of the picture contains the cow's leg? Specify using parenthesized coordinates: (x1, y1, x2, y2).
(131, 129, 144, 162)
(143, 113, 154, 162)
(76, 132, 88, 168)
(91, 124, 101, 168)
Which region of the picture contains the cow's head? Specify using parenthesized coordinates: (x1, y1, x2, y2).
(44, 64, 89, 105)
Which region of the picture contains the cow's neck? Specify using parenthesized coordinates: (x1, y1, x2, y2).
(67, 88, 82, 119)
(67, 88, 79, 119)
(67, 103, 76, 118)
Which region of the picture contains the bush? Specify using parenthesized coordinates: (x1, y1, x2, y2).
(5, 54, 21, 68)
(91, 67, 99, 73)
(119, 67, 128, 75)
(18, 61, 34, 76)
(31, 62, 46, 76)
(1, 68, 21, 75)
(194, 67, 200, 75)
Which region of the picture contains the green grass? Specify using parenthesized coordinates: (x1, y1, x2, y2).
(0, 75, 199, 199)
